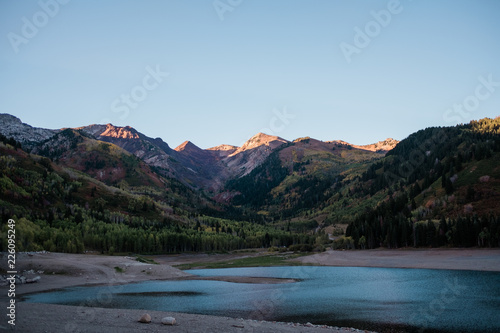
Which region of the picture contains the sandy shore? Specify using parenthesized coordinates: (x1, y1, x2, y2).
(290, 248, 500, 271)
(12, 303, 371, 333)
(7, 252, 295, 296)
(2, 249, 499, 332)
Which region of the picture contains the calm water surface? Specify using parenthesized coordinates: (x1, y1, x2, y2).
(24, 266, 500, 332)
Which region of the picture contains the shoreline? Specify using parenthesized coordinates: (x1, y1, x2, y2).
(2, 248, 500, 332)
(13, 303, 375, 333)
(289, 248, 500, 272)
(11, 248, 500, 296)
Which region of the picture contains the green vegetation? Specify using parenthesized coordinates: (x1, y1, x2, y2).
(222, 117, 500, 249)
(135, 256, 159, 265)
(226, 139, 379, 220)
(227, 151, 288, 207)
(174, 252, 307, 270)
(0, 138, 324, 254)
(0, 209, 325, 253)
(345, 117, 500, 248)
(114, 266, 124, 273)
(1, 117, 499, 255)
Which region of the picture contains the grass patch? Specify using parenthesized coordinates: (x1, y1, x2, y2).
(114, 266, 124, 273)
(135, 256, 159, 265)
(174, 252, 310, 270)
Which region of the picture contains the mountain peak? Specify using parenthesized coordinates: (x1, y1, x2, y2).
(251, 132, 281, 141)
(232, 132, 288, 155)
(174, 140, 202, 152)
(359, 138, 399, 153)
(206, 144, 239, 160)
(0, 113, 58, 146)
(226, 132, 288, 165)
(327, 138, 399, 153)
(99, 124, 140, 139)
(207, 144, 238, 151)
(0, 113, 22, 125)
(78, 123, 140, 139)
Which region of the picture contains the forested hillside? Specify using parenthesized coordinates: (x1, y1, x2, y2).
(0, 133, 321, 253)
(226, 137, 385, 219)
(223, 117, 500, 249)
(344, 117, 500, 249)
(1, 117, 499, 254)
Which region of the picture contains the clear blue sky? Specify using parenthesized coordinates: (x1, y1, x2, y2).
(1, 0, 499, 149)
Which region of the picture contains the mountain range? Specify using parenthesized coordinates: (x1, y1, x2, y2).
(0, 113, 397, 192)
(1, 113, 499, 253)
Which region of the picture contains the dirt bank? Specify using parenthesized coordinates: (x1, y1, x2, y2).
(289, 248, 500, 271)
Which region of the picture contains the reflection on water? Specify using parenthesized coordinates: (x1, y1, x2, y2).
(24, 266, 500, 333)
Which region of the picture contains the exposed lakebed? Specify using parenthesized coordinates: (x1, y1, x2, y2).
(23, 266, 500, 332)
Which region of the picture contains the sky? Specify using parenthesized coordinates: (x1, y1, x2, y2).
(1, 0, 499, 149)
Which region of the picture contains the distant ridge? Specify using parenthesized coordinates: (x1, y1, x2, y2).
(327, 138, 399, 153)
(85, 124, 140, 140)
(0, 113, 58, 147)
(0, 113, 398, 190)
(174, 140, 203, 152)
(229, 132, 288, 157)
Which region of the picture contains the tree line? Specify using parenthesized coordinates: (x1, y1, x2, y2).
(346, 213, 500, 249)
(0, 206, 319, 254)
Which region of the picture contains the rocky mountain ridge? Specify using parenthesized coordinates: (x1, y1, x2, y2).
(0, 113, 58, 148)
(2, 115, 499, 256)
(327, 138, 399, 153)
(0, 113, 398, 191)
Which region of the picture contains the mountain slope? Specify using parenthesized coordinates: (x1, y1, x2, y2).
(0, 113, 58, 148)
(33, 128, 164, 188)
(168, 134, 289, 191)
(78, 123, 175, 174)
(328, 138, 398, 153)
(1, 113, 499, 253)
(0, 135, 319, 254)
(173, 140, 227, 190)
(225, 136, 388, 218)
(206, 144, 238, 158)
(79, 123, 225, 190)
(78, 124, 289, 190)
(340, 117, 500, 248)
(224, 133, 289, 178)
(0, 115, 312, 191)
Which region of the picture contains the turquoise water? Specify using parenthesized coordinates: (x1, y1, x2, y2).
(24, 266, 500, 332)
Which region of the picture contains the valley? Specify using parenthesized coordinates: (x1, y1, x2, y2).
(1, 114, 500, 255)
